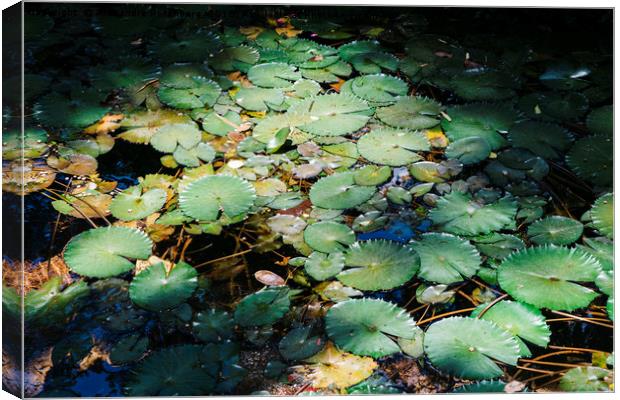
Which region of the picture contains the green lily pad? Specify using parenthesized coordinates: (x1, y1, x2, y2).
(309, 172, 376, 209)
(339, 40, 398, 74)
(150, 123, 202, 153)
(445, 137, 491, 165)
(424, 316, 521, 379)
(518, 91, 589, 122)
(450, 69, 519, 101)
(353, 165, 392, 186)
(125, 344, 217, 396)
(278, 325, 325, 361)
(194, 110, 243, 136)
(441, 103, 519, 150)
(453, 380, 511, 393)
(577, 237, 613, 271)
(248, 62, 301, 88)
(234, 87, 285, 111)
(63, 226, 152, 278)
(357, 127, 430, 166)
(300, 60, 352, 83)
(192, 309, 235, 343)
(179, 175, 256, 221)
(410, 233, 481, 284)
(527, 216, 584, 245)
(429, 191, 517, 236)
(35, 90, 110, 129)
(305, 251, 345, 281)
(589, 193, 613, 239)
(285, 39, 339, 69)
(566, 135, 612, 187)
(109, 185, 167, 221)
(587, 105, 612, 137)
(337, 240, 420, 291)
(375, 96, 442, 130)
(209, 45, 260, 71)
(325, 298, 417, 358)
(158, 77, 221, 109)
(559, 366, 612, 392)
(473, 233, 525, 259)
(343, 74, 408, 105)
(288, 93, 372, 136)
(173, 142, 216, 167)
(304, 221, 355, 253)
(150, 31, 222, 63)
(497, 246, 602, 311)
(508, 121, 572, 160)
(471, 300, 551, 357)
(129, 261, 198, 312)
(234, 286, 290, 327)
(109, 334, 149, 364)
(396, 326, 425, 358)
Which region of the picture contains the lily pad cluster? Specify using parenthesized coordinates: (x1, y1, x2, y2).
(5, 3, 613, 396)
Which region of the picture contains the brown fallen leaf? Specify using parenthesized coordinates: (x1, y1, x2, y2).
(255, 270, 286, 286)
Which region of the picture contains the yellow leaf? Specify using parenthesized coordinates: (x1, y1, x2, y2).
(244, 110, 267, 119)
(276, 24, 302, 38)
(425, 127, 449, 148)
(297, 342, 377, 389)
(239, 26, 264, 40)
(329, 79, 346, 92)
(83, 114, 124, 135)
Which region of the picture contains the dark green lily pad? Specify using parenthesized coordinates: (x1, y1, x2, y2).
(424, 316, 521, 379)
(337, 240, 420, 291)
(527, 216, 584, 245)
(410, 233, 481, 284)
(179, 175, 256, 221)
(129, 261, 198, 312)
(278, 325, 325, 361)
(325, 298, 417, 358)
(498, 246, 602, 311)
(234, 286, 290, 327)
(64, 227, 152, 278)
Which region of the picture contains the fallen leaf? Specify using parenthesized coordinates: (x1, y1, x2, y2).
(84, 114, 124, 135)
(255, 270, 286, 286)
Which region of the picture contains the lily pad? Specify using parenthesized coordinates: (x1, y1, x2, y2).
(309, 172, 376, 210)
(158, 77, 221, 109)
(559, 366, 612, 392)
(429, 191, 517, 236)
(424, 316, 521, 379)
(150, 123, 202, 153)
(587, 105, 612, 137)
(343, 74, 408, 105)
(337, 240, 420, 291)
(304, 251, 345, 281)
(353, 165, 392, 186)
(357, 127, 430, 166)
(566, 135, 613, 187)
(304, 221, 355, 253)
(192, 309, 235, 343)
(589, 193, 613, 239)
(129, 261, 198, 312)
(508, 121, 572, 160)
(410, 233, 481, 284)
(497, 246, 602, 311)
(441, 103, 519, 150)
(64, 227, 152, 278)
(278, 325, 325, 361)
(445, 137, 491, 165)
(248, 62, 301, 88)
(376, 96, 442, 130)
(179, 175, 256, 221)
(109, 186, 167, 221)
(288, 93, 372, 136)
(234, 286, 290, 327)
(325, 298, 417, 358)
(527, 216, 584, 245)
(471, 300, 551, 357)
(234, 87, 285, 111)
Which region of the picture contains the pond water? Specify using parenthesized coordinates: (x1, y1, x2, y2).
(2, 3, 613, 397)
